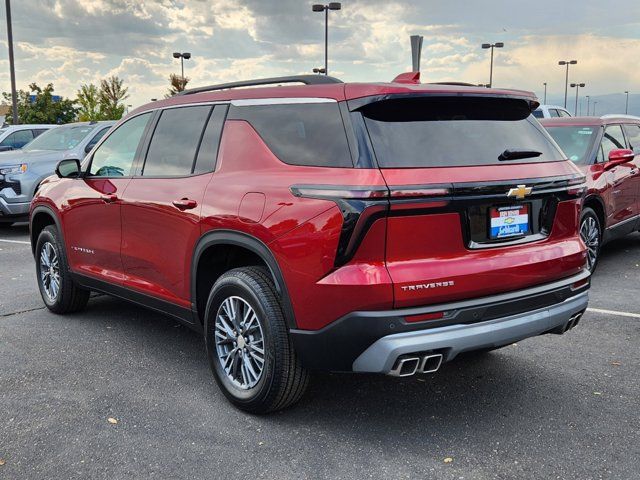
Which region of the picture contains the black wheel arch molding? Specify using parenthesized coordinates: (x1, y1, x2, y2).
(29, 204, 66, 257)
(190, 229, 297, 329)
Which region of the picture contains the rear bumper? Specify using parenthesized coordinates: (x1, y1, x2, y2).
(290, 270, 590, 372)
(353, 290, 588, 373)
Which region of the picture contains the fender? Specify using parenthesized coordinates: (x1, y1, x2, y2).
(30, 204, 66, 259)
(191, 229, 297, 329)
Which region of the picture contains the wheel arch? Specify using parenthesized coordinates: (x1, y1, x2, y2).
(30, 205, 65, 257)
(582, 194, 606, 231)
(191, 230, 296, 329)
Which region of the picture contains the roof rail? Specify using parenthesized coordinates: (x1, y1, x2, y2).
(429, 82, 478, 87)
(178, 75, 343, 96)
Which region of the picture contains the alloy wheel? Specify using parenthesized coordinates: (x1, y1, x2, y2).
(39, 241, 61, 302)
(214, 296, 265, 390)
(580, 216, 600, 271)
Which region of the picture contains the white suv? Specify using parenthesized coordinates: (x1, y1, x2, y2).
(533, 105, 572, 119)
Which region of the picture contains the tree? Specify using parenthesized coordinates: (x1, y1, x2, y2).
(2, 83, 77, 124)
(76, 83, 101, 121)
(166, 74, 190, 97)
(99, 75, 129, 120)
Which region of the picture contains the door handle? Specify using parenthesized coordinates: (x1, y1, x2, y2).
(100, 193, 118, 203)
(172, 198, 198, 210)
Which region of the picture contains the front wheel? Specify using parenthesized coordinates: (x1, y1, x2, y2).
(204, 267, 308, 414)
(580, 207, 602, 272)
(35, 225, 90, 313)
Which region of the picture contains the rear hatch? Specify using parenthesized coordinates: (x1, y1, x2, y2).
(352, 94, 587, 308)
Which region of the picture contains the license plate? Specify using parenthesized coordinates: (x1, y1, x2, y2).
(489, 205, 530, 239)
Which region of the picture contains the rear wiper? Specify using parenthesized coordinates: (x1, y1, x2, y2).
(499, 149, 543, 161)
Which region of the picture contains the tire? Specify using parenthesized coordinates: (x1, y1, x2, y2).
(204, 267, 308, 414)
(35, 225, 90, 313)
(580, 207, 602, 272)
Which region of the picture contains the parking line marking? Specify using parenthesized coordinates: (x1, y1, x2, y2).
(0, 238, 30, 245)
(587, 307, 640, 319)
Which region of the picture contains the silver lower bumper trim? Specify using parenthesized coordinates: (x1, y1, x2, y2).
(352, 291, 589, 374)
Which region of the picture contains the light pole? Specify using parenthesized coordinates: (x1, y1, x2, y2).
(570, 83, 585, 116)
(5, 0, 18, 124)
(312, 3, 341, 76)
(481, 42, 504, 88)
(593, 101, 598, 116)
(172, 52, 191, 79)
(558, 60, 577, 109)
(586, 95, 590, 116)
(625, 91, 629, 114)
(543, 82, 547, 104)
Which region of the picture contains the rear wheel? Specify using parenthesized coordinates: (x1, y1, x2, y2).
(35, 225, 90, 313)
(204, 267, 308, 414)
(580, 207, 601, 272)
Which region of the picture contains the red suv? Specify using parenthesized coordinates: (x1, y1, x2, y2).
(30, 74, 590, 413)
(541, 115, 640, 271)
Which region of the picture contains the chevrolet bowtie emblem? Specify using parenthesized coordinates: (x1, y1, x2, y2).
(507, 184, 532, 199)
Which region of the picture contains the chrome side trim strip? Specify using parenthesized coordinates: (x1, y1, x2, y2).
(231, 97, 337, 106)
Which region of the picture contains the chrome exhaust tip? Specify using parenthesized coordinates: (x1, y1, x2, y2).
(418, 353, 443, 373)
(389, 356, 420, 377)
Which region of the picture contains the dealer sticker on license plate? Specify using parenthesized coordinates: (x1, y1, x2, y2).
(489, 205, 530, 239)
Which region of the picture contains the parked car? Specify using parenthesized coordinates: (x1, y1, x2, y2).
(0, 121, 114, 225)
(533, 104, 572, 119)
(30, 74, 589, 413)
(541, 115, 640, 270)
(0, 124, 56, 152)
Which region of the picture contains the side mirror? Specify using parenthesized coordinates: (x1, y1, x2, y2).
(0, 145, 15, 152)
(55, 159, 81, 178)
(605, 149, 635, 170)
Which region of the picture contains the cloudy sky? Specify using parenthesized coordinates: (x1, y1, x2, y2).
(1, 0, 639, 110)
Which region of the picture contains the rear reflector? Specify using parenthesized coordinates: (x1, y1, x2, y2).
(571, 277, 590, 290)
(405, 311, 445, 323)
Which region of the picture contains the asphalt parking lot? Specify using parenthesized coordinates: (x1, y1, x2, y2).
(1, 224, 639, 480)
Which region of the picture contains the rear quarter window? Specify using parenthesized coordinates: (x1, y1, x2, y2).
(228, 102, 353, 167)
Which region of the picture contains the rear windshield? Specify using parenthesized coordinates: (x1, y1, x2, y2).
(545, 126, 598, 164)
(359, 97, 564, 168)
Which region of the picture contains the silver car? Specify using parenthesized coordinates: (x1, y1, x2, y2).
(0, 121, 114, 224)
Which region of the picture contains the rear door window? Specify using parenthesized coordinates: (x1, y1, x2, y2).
(228, 102, 352, 167)
(549, 109, 560, 117)
(193, 105, 227, 174)
(142, 105, 211, 176)
(359, 96, 563, 168)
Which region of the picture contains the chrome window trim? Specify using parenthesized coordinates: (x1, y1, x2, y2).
(230, 97, 337, 107)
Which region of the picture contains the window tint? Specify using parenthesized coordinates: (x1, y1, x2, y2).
(546, 126, 597, 164)
(32, 129, 49, 137)
(360, 96, 563, 168)
(1, 130, 33, 148)
(532, 109, 544, 118)
(558, 109, 572, 117)
(89, 113, 152, 177)
(143, 106, 211, 176)
(623, 124, 640, 151)
(228, 103, 352, 167)
(549, 109, 560, 117)
(193, 105, 227, 174)
(601, 125, 627, 161)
